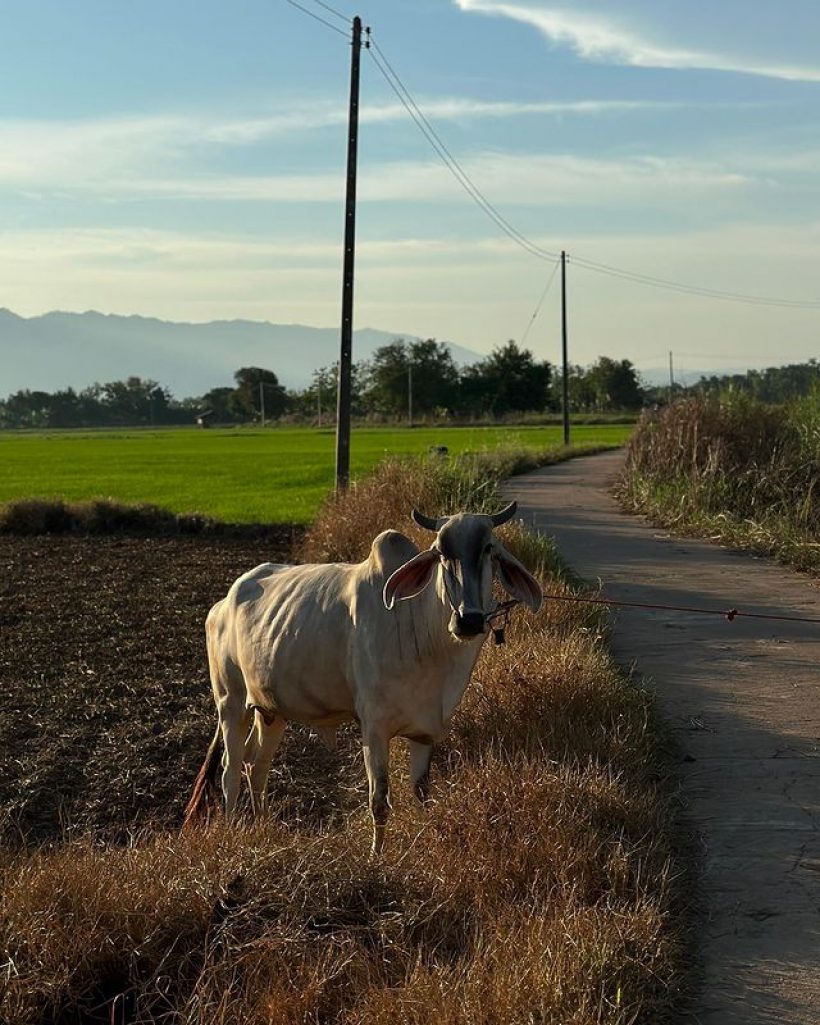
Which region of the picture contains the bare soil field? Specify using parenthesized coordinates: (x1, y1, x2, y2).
(0, 532, 308, 844)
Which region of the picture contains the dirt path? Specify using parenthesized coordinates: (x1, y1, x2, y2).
(504, 450, 820, 1024)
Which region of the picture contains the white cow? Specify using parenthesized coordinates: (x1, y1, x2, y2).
(184, 502, 542, 853)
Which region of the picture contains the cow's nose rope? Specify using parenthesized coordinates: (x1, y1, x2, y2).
(486, 599, 520, 644)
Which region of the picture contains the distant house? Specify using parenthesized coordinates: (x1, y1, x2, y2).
(196, 409, 215, 428)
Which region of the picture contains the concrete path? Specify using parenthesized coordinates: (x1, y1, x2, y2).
(504, 450, 820, 1024)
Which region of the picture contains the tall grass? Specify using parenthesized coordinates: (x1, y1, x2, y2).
(619, 394, 819, 573)
(1, 454, 684, 1024)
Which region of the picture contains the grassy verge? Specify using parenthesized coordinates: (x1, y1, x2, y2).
(617, 396, 819, 574)
(0, 454, 684, 1024)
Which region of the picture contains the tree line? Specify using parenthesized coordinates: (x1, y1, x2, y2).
(0, 339, 642, 429)
(2, 337, 814, 429)
(685, 359, 819, 404)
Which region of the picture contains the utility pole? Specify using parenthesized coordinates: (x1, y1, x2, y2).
(259, 380, 266, 427)
(561, 249, 570, 445)
(408, 361, 413, 427)
(317, 377, 322, 427)
(668, 350, 675, 402)
(335, 15, 364, 491)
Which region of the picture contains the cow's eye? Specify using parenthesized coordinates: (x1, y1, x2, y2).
(484, 543, 493, 554)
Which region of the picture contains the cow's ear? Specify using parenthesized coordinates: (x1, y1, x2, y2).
(383, 549, 440, 609)
(493, 544, 543, 612)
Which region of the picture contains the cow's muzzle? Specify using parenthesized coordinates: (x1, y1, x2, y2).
(451, 610, 487, 639)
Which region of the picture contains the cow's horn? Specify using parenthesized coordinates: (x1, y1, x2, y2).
(412, 509, 440, 532)
(490, 501, 517, 527)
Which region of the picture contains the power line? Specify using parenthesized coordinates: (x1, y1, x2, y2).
(521, 259, 560, 345)
(367, 37, 559, 263)
(284, 13, 820, 311)
(571, 255, 820, 309)
(365, 37, 820, 311)
(308, 0, 351, 23)
(283, 0, 350, 38)
(369, 38, 558, 262)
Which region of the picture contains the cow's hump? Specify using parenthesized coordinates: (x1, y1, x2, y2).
(368, 530, 419, 580)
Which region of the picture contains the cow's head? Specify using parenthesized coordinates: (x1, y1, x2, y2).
(383, 502, 543, 641)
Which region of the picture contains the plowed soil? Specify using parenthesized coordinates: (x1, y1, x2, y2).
(0, 532, 311, 844)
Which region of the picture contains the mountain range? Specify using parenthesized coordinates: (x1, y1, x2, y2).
(0, 307, 757, 399)
(0, 309, 484, 399)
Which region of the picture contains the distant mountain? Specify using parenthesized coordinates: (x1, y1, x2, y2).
(0, 309, 484, 399)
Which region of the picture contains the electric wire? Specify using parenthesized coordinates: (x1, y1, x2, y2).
(283, 0, 350, 38)
(572, 255, 820, 309)
(369, 38, 559, 262)
(367, 37, 559, 263)
(521, 259, 560, 345)
(368, 38, 820, 309)
(284, 12, 820, 311)
(308, 0, 351, 24)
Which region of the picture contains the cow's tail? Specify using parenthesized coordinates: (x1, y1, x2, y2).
(183, 721, 223, 829)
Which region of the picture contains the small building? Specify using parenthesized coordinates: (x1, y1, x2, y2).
(195, 409, 215, 428)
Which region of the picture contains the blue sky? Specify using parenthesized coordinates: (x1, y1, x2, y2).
(2, 0, 819, 379)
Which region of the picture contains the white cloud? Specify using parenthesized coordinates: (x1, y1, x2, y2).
(0, 227, 537, 281)
(108, 151, 754, 204)
(210, 96, 674, 141)
(0, 92, 752, 192)
(0, 116, 184, 187)
(2, 148, 754, 206)
(455, 1, 820, 82)
(388, 151, 754, 202)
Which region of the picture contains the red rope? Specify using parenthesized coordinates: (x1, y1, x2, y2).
(541, 591, 820, 625)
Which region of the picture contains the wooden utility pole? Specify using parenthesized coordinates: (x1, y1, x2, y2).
(561, 250, 570, 445)
(335, 15, 363, 491)
(408, 361, 413, 427)
(668, 350, 675, 402)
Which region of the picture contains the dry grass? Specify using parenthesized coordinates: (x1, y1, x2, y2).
(299, 446, 610, 564)
(618, 396, 819, 573)
(1, 455, 685, 1024)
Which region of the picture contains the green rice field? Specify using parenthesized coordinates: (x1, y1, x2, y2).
(0, 424, 631, 523)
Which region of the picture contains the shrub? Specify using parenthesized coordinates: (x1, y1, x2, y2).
(619, 395, 819, 571)
(0, 498, 74, 534)
(0, 497, 298, 544)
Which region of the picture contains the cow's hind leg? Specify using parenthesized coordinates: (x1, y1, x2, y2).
(362, 726, 391, 855)
(408, 739, 433, 805)
(206, 609, 253, 821)
(219, 699, 253, 819)
(246, 712, 287, 814)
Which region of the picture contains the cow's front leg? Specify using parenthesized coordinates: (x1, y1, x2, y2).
(246, 712, 287, 814)
(362, 726, 391, 855)
(408, 739, 433, 805)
